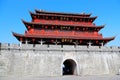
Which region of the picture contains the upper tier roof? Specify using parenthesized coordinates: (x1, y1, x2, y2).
(30, 12, 97, 22)
(35, 9, 91, 17)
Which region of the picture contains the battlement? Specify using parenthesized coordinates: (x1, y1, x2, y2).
(0, 43, 120, 52)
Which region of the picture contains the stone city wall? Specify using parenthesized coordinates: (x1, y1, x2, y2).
(0, 43, 120, 77)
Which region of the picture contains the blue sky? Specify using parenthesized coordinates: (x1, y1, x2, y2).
(0, 0, 120, 46)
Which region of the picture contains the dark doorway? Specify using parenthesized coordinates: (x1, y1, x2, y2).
(62, 59, 77, 75)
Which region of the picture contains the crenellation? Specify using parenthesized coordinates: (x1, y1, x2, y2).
(76, 45, 88, 50)
(110, 46, 120, 49)
(1, 43, 10, 48)
(62, 45, 75, 51)
(100, 46, 112, 51)
(88, 46, 100, 49)
(32, 44, 48, 51)
(10, 44, 20, 47)
(20, 44, 34, 50)
(0, 43, 120, 52)
(48, 45, 62, 51)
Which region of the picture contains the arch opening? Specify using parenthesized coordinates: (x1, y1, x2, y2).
(62, 59, 77, 75)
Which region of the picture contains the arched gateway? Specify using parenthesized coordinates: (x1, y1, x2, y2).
(62, 59, 77, 75)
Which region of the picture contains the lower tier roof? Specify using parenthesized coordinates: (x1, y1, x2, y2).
(13, 32, 115, 46)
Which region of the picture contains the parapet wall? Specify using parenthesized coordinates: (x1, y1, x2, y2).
(0, 43, 120, 52)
